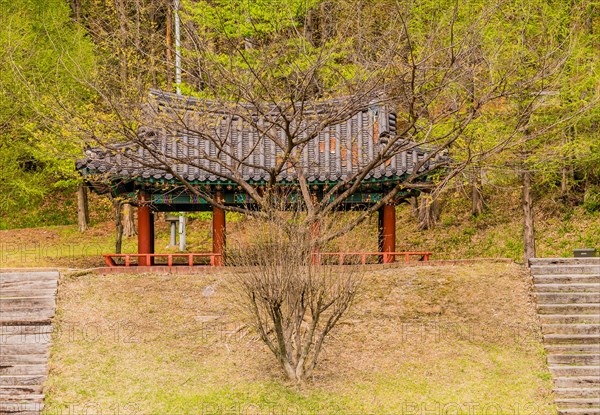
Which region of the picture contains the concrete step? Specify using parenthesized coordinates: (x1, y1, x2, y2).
(0, 272, 58, 284)
(549, 366, 600, 377)
(535, 275, 600, 284)
(555, 376, 600, 388)
(0, 365, 48, 376)
(556, 398, 600, 409)
(557, 399, 600, 410)
(538, 304, 600, 315)
(546, 344, 600, 354)
(530, 258, 600, 266)
(544, 334, 600, 344)
(0, 393, 44, 403)
(0, 402, 43, 412)
(0, 375, 46, 386)
(541, 315, 600, 324)
(542, 324, 600, 335)
(554, 388, 600, 398)
(0, 355, 48, 365)
(557, 409, 600, 415)
(535, 283, 600, 293)
(0, 289, 57, 299)
(548, 354, 600, 365)
(0, 298, 56, 311)
(0, 385, 43, 394)
(531, 264, 600, 276)
(536, 292, 600, 304)
(0, 334, 53, 345)
(0, 344, 50, 356)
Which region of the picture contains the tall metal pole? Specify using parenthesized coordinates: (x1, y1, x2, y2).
(174, 0, 186, 251)
(174, 0, 182, 95)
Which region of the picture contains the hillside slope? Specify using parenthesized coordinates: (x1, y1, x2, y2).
(45, 263, 556, 414)
(1, 189, 597, 268)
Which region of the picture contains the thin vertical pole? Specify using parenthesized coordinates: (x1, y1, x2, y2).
(174, 0, 182, 95)
(174, 0, 186, 249)
(179, 214, 186, 251)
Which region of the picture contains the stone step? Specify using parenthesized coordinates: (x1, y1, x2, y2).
(0, 272, 58, 284)
(546, 344, 600, 354)
(544, 334, 600, 345)
(0, 311, 55, 326)
(554, 376, 600, 388)
(549, 366, 600, 377)
(535, 283, 600, 293)
(556, 398, 600, 409)
(548, 354, 600, 365)
(0, 298, 55, 311)
(0, 326, 53, 336)
(530, 258, 600, 266)
(0, 355, 47, 365)
(535, 275, 600, 284)
(538, 304, 600, 315)
(541, 315, 600, 324)
(0, 375, 46, 386)
(543, 324, 600, 335)
(531, 264, 600, 276)
(0, 280, 57, 292)
(558, 409, 600, 415)
(554, 388, 600, 398)
(0, 344, 50, 356)
(0, 365, 48, 376)
(0, 385, 42, 395)
(0, 334, 52, 345)
(0, 393, 44, 403)
(536, 293, 600, 304)
(0, 290, 57, 299)
(0, 402, 43, 412)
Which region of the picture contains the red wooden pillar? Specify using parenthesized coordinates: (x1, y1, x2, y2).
(138, 192, 154, 266)
(379, 204, 396, 263)
(212, 203, 226, 266)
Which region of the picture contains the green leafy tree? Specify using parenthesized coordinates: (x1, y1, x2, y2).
(0, 0, 95, 228)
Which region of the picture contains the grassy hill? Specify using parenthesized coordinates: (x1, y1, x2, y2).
(1, 187, 597, 268)
(45, 263, 556, 414)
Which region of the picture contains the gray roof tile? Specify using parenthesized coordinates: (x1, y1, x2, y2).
(77, 90, 438, 184)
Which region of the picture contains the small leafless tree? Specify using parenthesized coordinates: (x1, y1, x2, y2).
(227, 203, 360, 383)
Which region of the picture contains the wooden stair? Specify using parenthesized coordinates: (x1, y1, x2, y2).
(0, 271, 58, 415)
(530, 258, 600, 415)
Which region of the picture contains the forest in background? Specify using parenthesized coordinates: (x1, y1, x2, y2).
(0, 0, 598, 259)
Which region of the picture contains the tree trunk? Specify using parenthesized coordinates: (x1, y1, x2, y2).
(70, 0, 81, 22)
(409, 196, 419, 219)
(305, 6, 315, 45)
(560, 165, 573, 198)
(471, 170, 484, 216)
(418, 193, 440, 230)
(123, 204, 137, 237)
(115, 201, 123, 254)
(522, 169, 536, 262)
(77, 183, 89, 232)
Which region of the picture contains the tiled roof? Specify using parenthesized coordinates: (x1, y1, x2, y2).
(77, 90, 438, 185)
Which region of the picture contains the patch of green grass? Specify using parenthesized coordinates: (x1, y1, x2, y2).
(46, 264, 556, 415)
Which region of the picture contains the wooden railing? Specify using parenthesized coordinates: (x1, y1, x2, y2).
(102, 251, 431, 267)
(312, 251, 432, 265)
(103, 253, 222, 267)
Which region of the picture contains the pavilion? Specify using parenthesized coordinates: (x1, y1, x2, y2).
(77, 90, 442, 267)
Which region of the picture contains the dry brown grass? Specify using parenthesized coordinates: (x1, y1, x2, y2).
(46, 262, 555, 415)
